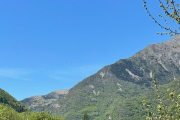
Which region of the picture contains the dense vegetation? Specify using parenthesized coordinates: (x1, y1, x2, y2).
(0, 103, 65, 120)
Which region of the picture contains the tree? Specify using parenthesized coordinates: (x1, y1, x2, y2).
(143, 0, 180, 36)
(142, 78, 180, 120)
(83, 113, 89, 120)
(142, 1, 180, 119)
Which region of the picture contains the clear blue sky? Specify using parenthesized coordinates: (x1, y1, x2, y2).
(0, 0, 177, 101)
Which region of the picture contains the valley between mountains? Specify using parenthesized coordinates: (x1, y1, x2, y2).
(18, 35, 180, 120)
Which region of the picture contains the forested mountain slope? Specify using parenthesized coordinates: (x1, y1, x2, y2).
(0, 88, 29, 112)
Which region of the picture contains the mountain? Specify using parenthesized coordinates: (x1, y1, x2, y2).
(0, 88, 29, 113)
(21, 35, 180, 120)
(21, 89, 69, 112)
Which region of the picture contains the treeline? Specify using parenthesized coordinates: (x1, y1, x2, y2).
(0, 103, 65, 120)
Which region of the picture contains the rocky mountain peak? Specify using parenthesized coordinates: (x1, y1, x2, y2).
(21, 89, 69, 111)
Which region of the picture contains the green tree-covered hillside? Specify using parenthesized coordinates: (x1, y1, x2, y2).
(0, 88, 29, 112)
(0, 103, 65, 120)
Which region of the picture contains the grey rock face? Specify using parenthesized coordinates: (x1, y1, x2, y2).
(20, 89, 69, 112)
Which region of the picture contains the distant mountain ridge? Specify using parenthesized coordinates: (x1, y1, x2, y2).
(21, 89, 69, 111)
(21, 35, 180, 120)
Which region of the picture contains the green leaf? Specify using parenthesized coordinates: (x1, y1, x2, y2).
(148, 112, 152, 117)
(169, 92, 174, 99)
(178, 94, 180, 99)
(142, 100, 147, 105)
(146, 105, 150, 108)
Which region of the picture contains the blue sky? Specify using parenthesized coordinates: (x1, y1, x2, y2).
(0, 0, 178, 101)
